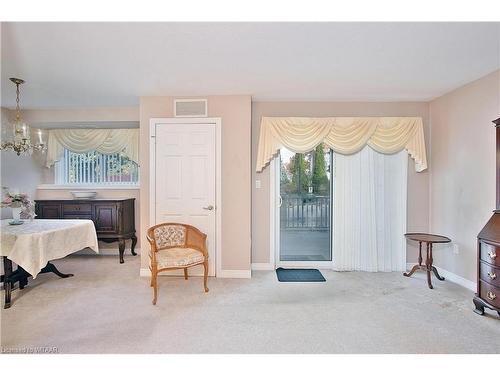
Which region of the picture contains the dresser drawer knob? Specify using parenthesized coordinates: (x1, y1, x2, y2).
(488, 251, 497, 260)
(487, 271, 497, 280)
(487, 291, 497, 301)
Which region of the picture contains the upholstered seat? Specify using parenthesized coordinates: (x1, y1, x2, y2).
(147, 223, 209, 305)
(156, 247, 205, 269)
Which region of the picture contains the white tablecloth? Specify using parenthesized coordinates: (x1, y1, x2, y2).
(1, 219, 99, 277)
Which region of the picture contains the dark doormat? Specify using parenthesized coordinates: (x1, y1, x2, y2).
(276, 267, 326, 282)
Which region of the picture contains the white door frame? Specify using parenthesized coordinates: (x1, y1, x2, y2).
(270, 156, 334, 269)
(149, 117, 222, 277)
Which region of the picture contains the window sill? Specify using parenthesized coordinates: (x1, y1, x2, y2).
(37, 184, 140, 190)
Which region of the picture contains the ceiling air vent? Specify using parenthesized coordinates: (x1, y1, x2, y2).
(174, 99, 208, 118)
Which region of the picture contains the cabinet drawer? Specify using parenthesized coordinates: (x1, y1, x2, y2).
(480, 242, 500, 267)
(479, 281, 500, 309)
(479, 262, 500, 288)
(63, 203, 92, 214)
(37, 204, 61, 219)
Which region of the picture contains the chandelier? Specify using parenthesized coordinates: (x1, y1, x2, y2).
(1, 78, 46, 155)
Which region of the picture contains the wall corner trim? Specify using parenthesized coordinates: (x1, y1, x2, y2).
(406, 263, 476, 291)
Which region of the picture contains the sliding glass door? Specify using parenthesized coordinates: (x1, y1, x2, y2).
(277, 145, 333, 264)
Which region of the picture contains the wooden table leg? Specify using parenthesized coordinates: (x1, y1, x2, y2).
(119, 239, 125, 264)
(3, 257, 13, 309)
(131, 235, 138, 256)
(40, 262, 74, 278)
(403, 264, 420, 277)
(427, 243, 446, 282)
(418, 241, 423, 266)
(404, 241, 422, 277)
(19, 266, 28, 290)
(2, 260, 73, 309)
(426, 243, 433, 289)
(432, 266, 445, 281)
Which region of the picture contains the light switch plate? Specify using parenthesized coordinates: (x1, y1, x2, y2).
(255, 180, 261, 189)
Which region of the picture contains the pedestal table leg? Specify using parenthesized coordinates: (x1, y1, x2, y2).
(3, 257, 13, 309)
(426, 242, 433, 289)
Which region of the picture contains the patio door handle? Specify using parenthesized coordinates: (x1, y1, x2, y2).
(279, 195, 283, 207)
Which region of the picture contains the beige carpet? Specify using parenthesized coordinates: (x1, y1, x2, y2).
(1, 254, 499, 353)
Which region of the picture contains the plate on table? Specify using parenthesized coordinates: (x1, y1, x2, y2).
(8, 219, 24, 225)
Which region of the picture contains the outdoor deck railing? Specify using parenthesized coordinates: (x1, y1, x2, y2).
(280, 194, 330, 229)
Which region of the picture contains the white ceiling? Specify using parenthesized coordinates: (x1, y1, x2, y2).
(1, 22, 499, 108)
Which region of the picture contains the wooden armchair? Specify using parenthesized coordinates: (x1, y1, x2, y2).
(146, 223, 209, 305)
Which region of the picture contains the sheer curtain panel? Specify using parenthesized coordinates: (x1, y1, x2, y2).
(333, 147, 408, 272)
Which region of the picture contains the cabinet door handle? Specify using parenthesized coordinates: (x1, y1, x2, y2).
(488, 251, 497, 260)
(487, 271, 497, 280)
(487, 291, 496, 301)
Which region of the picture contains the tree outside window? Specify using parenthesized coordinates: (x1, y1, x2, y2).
(280, 144, 330, 195)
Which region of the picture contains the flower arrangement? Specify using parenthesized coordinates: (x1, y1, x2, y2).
(1, 187, 36, 220)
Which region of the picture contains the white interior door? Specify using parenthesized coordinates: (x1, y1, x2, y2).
(153, 122, 216, 276)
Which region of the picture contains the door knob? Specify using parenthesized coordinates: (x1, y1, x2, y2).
(203, 205, 214, 211)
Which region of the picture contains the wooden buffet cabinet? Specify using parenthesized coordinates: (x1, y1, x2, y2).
(35, 198, 137, 264)
(473, 118, 500, 317)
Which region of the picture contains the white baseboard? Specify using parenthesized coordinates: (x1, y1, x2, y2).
(140, 268, 251, 279)
(217, 269, 252, 278)
(251, 262, 274, 271)
(406, 263, 476, 292)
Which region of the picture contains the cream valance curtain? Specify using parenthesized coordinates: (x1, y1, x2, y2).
(46, 128, 139, 167)
(256, 117, 427, 172)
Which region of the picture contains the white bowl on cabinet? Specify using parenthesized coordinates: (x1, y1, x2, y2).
(70, 191, 97, 199)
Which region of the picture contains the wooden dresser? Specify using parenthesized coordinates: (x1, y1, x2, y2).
(35, 198, 137, 264)
(473, 118, 500, 317)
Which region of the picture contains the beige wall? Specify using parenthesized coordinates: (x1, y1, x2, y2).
(21, 107, 139, 123)
(139, 96, 252, 271)
(251, 101, 431, 264)
(429, 69, 500, 282)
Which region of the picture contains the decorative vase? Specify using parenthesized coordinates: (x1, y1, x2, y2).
(12, 206, 22, 222)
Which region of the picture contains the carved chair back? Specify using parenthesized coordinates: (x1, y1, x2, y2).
(147, 223, 208, 255)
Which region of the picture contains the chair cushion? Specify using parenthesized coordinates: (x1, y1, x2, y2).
(153, 225, 186, 249)
(155, 247, 205, 269)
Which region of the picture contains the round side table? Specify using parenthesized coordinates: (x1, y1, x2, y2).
(404, 233, 451, 289)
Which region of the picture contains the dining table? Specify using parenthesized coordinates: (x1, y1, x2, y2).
(1, 219, 99, 308)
